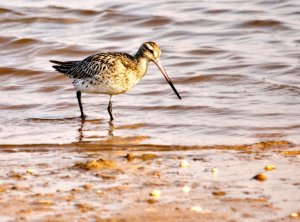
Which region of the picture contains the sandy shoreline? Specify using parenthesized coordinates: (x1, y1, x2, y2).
(0, 140, 299, 222)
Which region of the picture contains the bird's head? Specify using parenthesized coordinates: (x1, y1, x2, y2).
(137, 41, 181, 100)
(138, 41, 161, 62)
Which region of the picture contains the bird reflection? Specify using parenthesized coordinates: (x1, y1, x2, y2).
(108, 121, 114, 137)
(76, 118, 148, 145)
(77, 119, 85, 141)
(77, 119, 115, 142)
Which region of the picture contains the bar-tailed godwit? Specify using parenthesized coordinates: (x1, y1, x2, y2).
(50, 41, 181, 121)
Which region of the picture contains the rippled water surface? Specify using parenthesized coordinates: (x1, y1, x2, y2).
(0, 0, 299, 146)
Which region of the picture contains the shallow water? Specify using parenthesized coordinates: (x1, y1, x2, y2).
(0, 0, 300, 146)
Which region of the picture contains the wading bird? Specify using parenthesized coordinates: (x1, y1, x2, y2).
(50, 41, 181, 121)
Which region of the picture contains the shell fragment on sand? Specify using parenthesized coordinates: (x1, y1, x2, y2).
(264, 164, 276, 171)
(211, 168, 219, 174)
(182, 186, 191, 193)
(191, 206, 203, 212)
(150, 189, 161, 197)
(26, 169, 34, 174)
(180, 160, 190, 168)
(290, 212, 300, 218)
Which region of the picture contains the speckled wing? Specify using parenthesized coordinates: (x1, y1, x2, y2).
(65, 53, 116, 80)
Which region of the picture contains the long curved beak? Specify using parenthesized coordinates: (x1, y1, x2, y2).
(152, 59, 182, 100)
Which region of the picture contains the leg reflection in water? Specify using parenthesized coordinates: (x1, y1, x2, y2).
(77, 119, 115, 142)
(77, 119, 85, 142)
(108, 121, 114, 137)
(76, 119, 148, 145)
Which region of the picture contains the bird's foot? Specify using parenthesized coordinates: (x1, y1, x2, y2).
(80, 114, 87, 120)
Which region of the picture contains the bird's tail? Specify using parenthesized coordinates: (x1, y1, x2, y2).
(50, 60, 79, 74)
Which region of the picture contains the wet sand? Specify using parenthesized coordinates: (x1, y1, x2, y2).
(0, 141, 299, 222)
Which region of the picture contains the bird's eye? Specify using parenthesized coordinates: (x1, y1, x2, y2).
(147, 47, 155, 56)
(145, 43, 154, 53)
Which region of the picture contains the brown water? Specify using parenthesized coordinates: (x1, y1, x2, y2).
(0, 0, 300, 146)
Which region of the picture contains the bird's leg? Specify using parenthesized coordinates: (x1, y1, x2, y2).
(76, 91, 86, 119)
(107, 95, 114, 121)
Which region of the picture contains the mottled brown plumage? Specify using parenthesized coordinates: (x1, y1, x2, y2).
(50, 41, 181, 121)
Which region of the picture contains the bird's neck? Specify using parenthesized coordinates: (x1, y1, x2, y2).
(133, 53, 150, 79)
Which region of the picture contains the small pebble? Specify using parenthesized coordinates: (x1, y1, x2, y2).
(83, 184, 92, 190)
(211, 168, 219, 173)
(180, 160, 189, 168)
(253, 173, 267, 181)
(191, 206, 203, 212)
(71, 188, 81, 193)
(150, 189, 161, 197)
(264, 164, 276, 171)
(126, 153, 135, 161)
(290, 212, 299, 218)
(212, 191, 226, 196)
(182, 186, 191, 193)
(26, 169, 34, 174)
